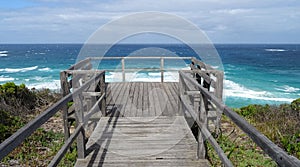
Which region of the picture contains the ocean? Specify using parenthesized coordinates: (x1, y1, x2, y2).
(0, 44, 299, 108)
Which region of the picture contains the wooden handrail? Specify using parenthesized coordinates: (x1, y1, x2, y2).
(0, 93, 72, 161)
(179, 70, 300, 167)
(89, 56, 192, 82)
(180, 94, 233, 167)
(68, 58, 91, 71)
(89, 56, 192, 60)
(0, 70, 105, 164)
(48, 125, 83, 167)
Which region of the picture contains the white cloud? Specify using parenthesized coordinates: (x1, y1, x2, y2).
(0, 0, 300, 43)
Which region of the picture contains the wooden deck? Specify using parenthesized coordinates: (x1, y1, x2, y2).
(106, 82, 181, 117)
(75, 116, 208, 167)
(74, 82, 209, 166)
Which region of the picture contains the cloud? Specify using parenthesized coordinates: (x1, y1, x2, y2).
(0, 0, 300, 43)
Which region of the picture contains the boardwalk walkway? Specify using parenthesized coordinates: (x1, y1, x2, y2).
(75, 116, 208, 166)
(75, 82, 209, 166)
(106, 82, 180, 117)
(1, 57, 299, 167)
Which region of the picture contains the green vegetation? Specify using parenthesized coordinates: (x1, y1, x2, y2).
(206, 116, 276, 166)
(236, 100, 300, 158)
(207, 129, 276, 166)
(207, 98, 300, 166)
(0, 82, 36, 115)
(0, 82, 76, 166)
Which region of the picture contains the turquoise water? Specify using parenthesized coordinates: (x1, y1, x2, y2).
(0, 44, 299, 108)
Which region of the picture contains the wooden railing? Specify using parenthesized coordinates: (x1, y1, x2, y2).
(0, 70, 106, 166)
(178, 70, 300, 167)
(88, 56, 192, 82)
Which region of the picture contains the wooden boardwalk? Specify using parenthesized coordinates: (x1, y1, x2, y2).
(2, 57, 299, 167)
(75, 116, 208, 167)
(75, 82, 208, 166)
(106, 82, 180, 117)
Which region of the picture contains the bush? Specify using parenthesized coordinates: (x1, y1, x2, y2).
(0, 82, 36, 115)
(291, 98, 300, 111)
(235, 101, 300, 159)
(0, 110, 25, 142)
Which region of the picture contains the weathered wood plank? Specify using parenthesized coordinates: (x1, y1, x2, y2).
(105, 83, 180, 117)
(128, 82, 136, 117)
(148, 82, 156, 117)
(137, 82, 144, 117)
(132, 82, 139, 117)
(75, 116, 208, 167)
(143, 83, 149, 116)
(158, 83, 171, 116)
(118, 82, 131, 116)
(162, 83, 177, 116)
(168, 82, 180, 115)
(151, 82, 161, 116)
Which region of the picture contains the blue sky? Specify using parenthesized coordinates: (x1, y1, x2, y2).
(0, 0, 299, 43)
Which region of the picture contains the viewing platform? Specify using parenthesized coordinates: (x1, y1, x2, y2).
(1, 56, 299, 167)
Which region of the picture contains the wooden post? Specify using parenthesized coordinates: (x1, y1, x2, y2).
(100, 73, 106, 116)
(197, 93, 207, 159)
(215, 71, 224, 134)
(60, 71, 70, 141)
(74, 94, 86, 159)
(121, 58, 125, 82)
(161, 57, 164, 83)
(215, 71, 224, 100)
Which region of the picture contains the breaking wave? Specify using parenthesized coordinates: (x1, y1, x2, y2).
(0, 66, 38, 73)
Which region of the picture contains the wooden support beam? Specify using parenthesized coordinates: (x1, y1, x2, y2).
(122, 58, 125, 82)
(74, 94, 86, 159)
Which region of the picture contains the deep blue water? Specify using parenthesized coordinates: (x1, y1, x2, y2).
(0, 44, 299, 108)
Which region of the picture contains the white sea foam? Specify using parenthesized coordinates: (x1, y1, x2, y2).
(27, 80, 61, 91)
(0, 51, 8, 54)
(32, 76, 44, 81)
(0, 76, 15, 82)
(0, 51, 8, 57)
(275, 85, 300, 93)
(224, 80, 293, 102)
(35, 52, 46, 55)
(38, 67, 52, 72)
(265, 49, 286, 52)
(0, 66, 38, 73)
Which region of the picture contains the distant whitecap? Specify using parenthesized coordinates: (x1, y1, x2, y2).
(265, 49, 286, 52)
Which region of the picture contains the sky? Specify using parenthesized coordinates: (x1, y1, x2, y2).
(0, 0, 299, 44)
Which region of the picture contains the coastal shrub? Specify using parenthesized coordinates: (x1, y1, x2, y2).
(0, 110, 25, 143)
(0, 82, 61, 116)
(206, 117, 275, 166)
(291, 98, 300, 111)
(0, 83, 76, 166)
(235, 101, 300, 159)
(0, 82, 36, 115)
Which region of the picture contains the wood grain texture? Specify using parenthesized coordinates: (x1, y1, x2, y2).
(106, 82, 179, 117)
(75, 116, 209, 167)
